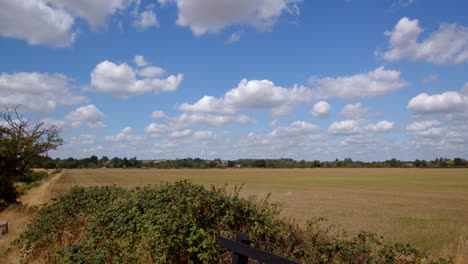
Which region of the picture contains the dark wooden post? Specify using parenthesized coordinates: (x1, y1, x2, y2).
(218, 233, 299, 264)
(232, 232, 251, 264)
(0, 220, 8, 237)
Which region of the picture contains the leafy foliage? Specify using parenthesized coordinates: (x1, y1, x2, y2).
(0, 108, 62, 209)
(16, 181, 452, 263)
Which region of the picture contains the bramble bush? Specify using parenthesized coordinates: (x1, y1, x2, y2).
(16, 181, 453, 263)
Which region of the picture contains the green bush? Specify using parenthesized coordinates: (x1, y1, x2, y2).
(16, 171, 49, 183)
(16, 181, 452, 263)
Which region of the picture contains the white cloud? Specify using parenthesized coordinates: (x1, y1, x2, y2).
(145, 122, 173, 137)
(137, 66, 165, 78)
(70, 134, 96, 145)
(269, 121, 319, 137)
(151, 110, 168, 119)
(151, 74, 184, 93)
(407, 89, 468, 114)
(134, 55, 148, 67)
(194, 130, 217, 141)
(154, 141, 179, 151)
(105, 126, 145, 143)
(226, 32, 241, 44)
(0, 0, 76, 47)
(0, 0, 136, 47)
(177, 113, 238, 127)
(179, 79, 313, 117)
(310, 101, 330, 118)
(65, 104, 106, 129)
(237, 115, 256, 124)
(169, 129, 192, 138)
(178, 96, 233, 115)
(328, 120, 360, 135)
(0, 72, 85, 113)
(365, 120, 394, 132)
(49, 0, 132, 28)
(329, 119, 395, 135)
(159, 0, 301, 36)
(310, 67, 408, 99)
(134, 9, 159, 30)
(225, 79, 312, 111)
(40, 118, 65, 129)
(84, 145, 105, 155)
(382, 17, 468, 64)
(406, 120, 446, 139)
(406, 120, 442, 132)
(340, 103, 367, 120)
(90, 59, 183, 97)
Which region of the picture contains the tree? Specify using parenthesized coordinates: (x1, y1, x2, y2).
(0, 108, 62, 208)
(253, 159, 266, 168)
(414, 159, 421, 167)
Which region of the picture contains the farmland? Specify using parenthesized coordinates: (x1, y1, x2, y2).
(52, 168, 468, 260)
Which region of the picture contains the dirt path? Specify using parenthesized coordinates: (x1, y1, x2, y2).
(19, 170, 63, 206)
(1, 171, 64, 263)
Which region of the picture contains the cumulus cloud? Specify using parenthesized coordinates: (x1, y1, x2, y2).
(310, 101, 331, 118)
(406, 120, 442, 132)
(0, 72, 85, 113)
(329, 119, 393, 135)
(0, 0, 135, 47)
(179, 79, 313, 117)
(310, 67, 408, 99)
(134, 55, 148, 67)
(134, 9, 159, 30)
(365, 120, 394, 132)
(178, 96, 232, 115)
(177, 113, 252, 127)
(151, 110, 168, 119)
(90, 58, 183, 97)
(40, 118, 66, 129)
(269, 121, 319, 137)
(65, 104, 106, 129)
(340, 103, 367, 120)
(407, 87, 468, 114)
(169, 129, 192, 138)
(145, 122, 173, 137)
(137, 66, 165, 78)
(0, 0, 75, 47)
(105, 126, 145, 143)
(70, 134, 96, 145)
(194, 130, 217, 141)
(382, 17, 468, 64)
(328, 120, 360, 135)
(406, 120, 443, 138)
(49, 0, 132, 28)
(159, 0, 301, 36)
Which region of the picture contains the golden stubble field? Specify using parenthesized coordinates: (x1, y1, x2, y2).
(52, 168, 468, 260)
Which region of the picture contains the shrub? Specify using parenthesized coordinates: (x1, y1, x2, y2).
(15, 181, 452, 263)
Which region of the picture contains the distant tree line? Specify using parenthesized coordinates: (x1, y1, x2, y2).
(33, 156, 468, 169)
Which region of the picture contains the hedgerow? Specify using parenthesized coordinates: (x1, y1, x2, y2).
(15, 181, 452, 263)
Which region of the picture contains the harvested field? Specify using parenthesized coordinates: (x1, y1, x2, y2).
(53, 168, 468, 260)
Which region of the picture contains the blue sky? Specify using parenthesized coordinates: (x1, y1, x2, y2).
(1, 0, 467, 161)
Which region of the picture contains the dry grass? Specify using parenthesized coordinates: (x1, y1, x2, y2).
(53, 168, 468, 261)
(19, 171, 63, 207)
(0, 170, 62, 263)
(0, 205, 37, 264)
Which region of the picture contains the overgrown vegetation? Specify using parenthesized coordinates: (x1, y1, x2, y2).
(15, 181, 452, 263)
